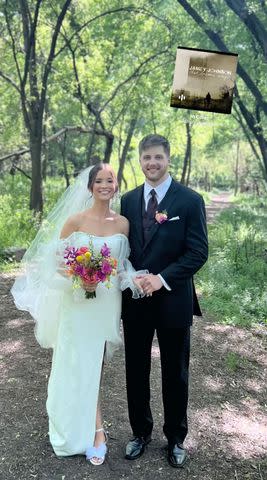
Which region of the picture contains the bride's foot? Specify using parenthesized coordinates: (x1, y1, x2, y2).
(86, 428, 107, 465)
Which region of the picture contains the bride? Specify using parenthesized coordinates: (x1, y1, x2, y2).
(11, 163, 145, 465)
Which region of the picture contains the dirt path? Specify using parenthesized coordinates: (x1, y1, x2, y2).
(205, 191, 232, 223)
(1, 193, 266, 480)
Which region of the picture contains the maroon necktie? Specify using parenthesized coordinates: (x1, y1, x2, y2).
(143, 189, 158, 242)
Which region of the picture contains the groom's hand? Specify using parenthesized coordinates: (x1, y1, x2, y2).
(140, 274, 163, 296)
(133, 275, 146, 294)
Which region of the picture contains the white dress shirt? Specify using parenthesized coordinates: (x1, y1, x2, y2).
(144, 174, 172, 209)
(144, 175, 172, 291)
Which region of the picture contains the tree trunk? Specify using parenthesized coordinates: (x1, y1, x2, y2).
(235, 90, 267, 180)
(3, 0, 72, 213)
(185, 145, 191, 186)
(42, 142, 48, 181)
(29, 133, 43, 212)
(104, 134, 114, 163)
(122, 173, 128, 191)
(117, 118, 137, 189)
(87, 119, 97, 165)
(224, 0, 267, 60)
(234, 139, 240, 196)
(129, 158, 138, 188)
(180, 122, 191, 185)
(62, 132, 70, 188)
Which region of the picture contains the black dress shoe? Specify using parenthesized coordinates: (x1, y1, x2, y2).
(167, 443, 187, 468)
(125, 435, 151, 460)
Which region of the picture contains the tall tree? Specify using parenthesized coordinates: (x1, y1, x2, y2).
(117, 118, 138, 189)
(224, 0, 267, 60)
(0, 0, 72, 212)
(180, 122, 192, 186)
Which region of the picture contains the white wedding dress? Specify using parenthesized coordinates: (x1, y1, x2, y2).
(12, 231, 139, 457)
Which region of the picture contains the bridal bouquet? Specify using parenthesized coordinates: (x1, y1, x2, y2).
(63, 242, 117, 299)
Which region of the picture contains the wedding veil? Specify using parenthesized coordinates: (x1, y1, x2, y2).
(11, 166, 96, 348)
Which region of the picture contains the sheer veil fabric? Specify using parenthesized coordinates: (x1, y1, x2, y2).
(11, 167, 96, 348)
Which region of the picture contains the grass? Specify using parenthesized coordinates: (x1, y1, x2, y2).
(0, 261, 20, 273)
(225, 352, 241, 372)
(224, 351, 253, 372)
(0, 175, 66, 250)
(196, 194, 267, 327)
(0, 175, 66, 272)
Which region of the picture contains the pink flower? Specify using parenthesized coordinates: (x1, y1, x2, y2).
(155, 211, 168, 224)
(77, 246, 88, 254)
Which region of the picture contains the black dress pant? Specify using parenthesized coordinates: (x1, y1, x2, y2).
(123, 318, 190, 445)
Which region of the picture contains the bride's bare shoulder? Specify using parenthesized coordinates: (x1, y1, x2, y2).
(60, 212, 84, 239)
(113, 213, 129, 236)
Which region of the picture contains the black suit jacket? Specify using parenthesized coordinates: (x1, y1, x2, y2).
(121, 179, 208, 328)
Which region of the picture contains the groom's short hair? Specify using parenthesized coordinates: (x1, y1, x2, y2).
(139, 134, 170, 157)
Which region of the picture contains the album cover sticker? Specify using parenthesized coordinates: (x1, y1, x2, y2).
(170, 47, 238, 114)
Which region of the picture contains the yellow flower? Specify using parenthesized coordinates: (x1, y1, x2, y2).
(76, 255, 83, 263)
(84, 251, 91, 260)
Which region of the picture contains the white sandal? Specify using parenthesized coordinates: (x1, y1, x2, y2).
(86, 428, 107, 465)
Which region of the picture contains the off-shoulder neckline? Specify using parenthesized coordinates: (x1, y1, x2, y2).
(60, 232, 128, 241)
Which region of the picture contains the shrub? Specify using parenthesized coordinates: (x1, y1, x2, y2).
(196, 195, 267, 327)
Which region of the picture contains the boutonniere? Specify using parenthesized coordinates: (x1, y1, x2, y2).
(155, 210, 168, 224)
(155, 210, 180, 224)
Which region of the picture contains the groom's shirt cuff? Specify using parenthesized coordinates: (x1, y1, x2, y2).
(158, 274, 171, 291)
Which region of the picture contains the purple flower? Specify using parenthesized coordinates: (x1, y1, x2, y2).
(96, 271, 106, 282)
(64, 246, 79, 264)
(74, 264, 84, 275)
(100, 243, 111, 257)
(101, 260, 112, 275)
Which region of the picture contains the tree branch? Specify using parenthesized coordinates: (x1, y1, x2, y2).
(224, 0, 267, 60)
(55, 7, 135, 58)
(65, 37, 107, 132)
(232, 107, 261, 163)
(40, 0, 72, 115)
(4, 1, 31, 128)
(20, 0, 43, 93)
(55, 6, 172, 57)
(0, 70, 21, 94)
(100, 48, 170, 113)
(13, 165, 32, 180)
(0, 125, 112, 163)
(4, 1, 23, 87)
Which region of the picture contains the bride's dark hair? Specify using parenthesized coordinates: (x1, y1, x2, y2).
(87, 163, 118, 192)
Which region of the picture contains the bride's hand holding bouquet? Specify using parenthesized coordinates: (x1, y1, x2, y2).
(64, 241, 117, 299)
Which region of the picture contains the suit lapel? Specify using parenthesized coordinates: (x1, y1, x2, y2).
(131, 185, 144, 248)
(142, 179, 178, 251)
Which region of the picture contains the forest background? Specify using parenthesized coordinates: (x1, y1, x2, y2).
(0, 0, 266, 327)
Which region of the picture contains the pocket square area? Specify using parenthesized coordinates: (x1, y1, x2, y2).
(169, 216, 180, 221)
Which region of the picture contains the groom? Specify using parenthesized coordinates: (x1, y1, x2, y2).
(120, 134, 208, 468)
